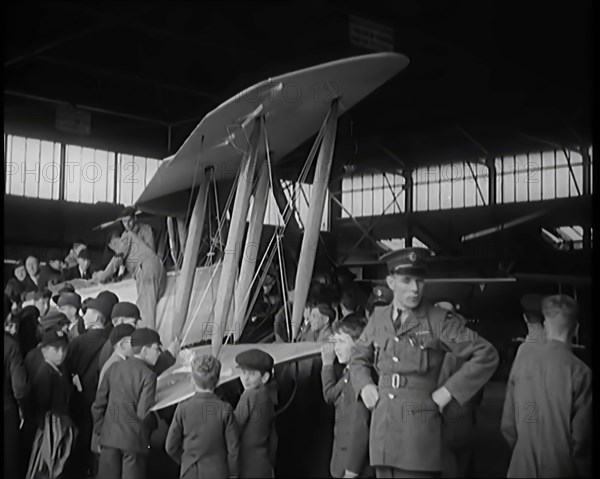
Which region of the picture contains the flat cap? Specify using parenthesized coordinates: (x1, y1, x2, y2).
(96, 291, 120, 318)
(41, 328, 69, 348)
(40, 311, 70, 332)
(380, 247, 432, 276)
(86, 296, 115, 320)
(130, 328, 161, 348)
(57, 292, 82, 309)
(520, 294, 543, 314)
(111, 302, 141, 321)
(372, 284, 394, 306)
(235, 349, 274, 374)
(52, 283, 76, 304)
(109, 324, 135, 346)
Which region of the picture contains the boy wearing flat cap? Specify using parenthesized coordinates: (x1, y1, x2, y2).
(234, 349, 278, 478)
(27, 329, 77, 479)
(31, 329, 71, 428)
(350, 247, 499, 477)
(92, 328, 161, 479)
(91, 323, 135, 455)
(321, 313, 374, 479)
(66, 293, 113, 477)
(166, 354, 240, 478)
(97, 301, 141, 370)
(24, 311, 71, 379)
(56, 292, 85, 340)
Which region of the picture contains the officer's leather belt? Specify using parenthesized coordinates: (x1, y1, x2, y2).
(378, 373, 436, 390)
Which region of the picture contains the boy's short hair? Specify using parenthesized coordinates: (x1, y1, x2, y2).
(192, 354, 221, 391)
(541, 294, 578, 333)
(332, 312, 368, 340)
(340, 287, 359, 313)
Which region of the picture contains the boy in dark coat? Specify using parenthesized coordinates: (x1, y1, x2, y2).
(17, 288, 51, 357)
(234, 349, 278, 478)
(66, 294, 113, 477)
(30, 329, 71, 427)
(321, 313, 373, 478)
(4, 306, 29, 479)
(92, 328, 162, 479)
(28, 329, 76, 479)
(166, 354, 240, 479)
(24, 311, 71, 380)
(501, 295, 591, 478)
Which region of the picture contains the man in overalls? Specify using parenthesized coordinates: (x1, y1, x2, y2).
(350, 247, 499, 478)
(95, 219, 166, 330)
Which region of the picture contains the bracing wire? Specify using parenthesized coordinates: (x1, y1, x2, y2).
(180, 109, 331, 348)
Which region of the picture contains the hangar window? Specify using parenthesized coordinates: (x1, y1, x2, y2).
(340, 172, 405, 218)
(496, 149, 585, 203)
(64, 145, 115, 203)
(118, 154, 161, 205)
(4, 133, 163, 205)
(280, 180, 329, 231)
(413, 161, 488, 211)
(4, 135, 61, 200)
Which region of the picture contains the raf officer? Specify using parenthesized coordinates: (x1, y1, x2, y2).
(350, 247, 499, 478)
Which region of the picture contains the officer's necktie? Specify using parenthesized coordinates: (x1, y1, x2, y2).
(396, 308, 408, 325)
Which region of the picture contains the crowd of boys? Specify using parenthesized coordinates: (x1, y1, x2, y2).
(4, 244, 591, 478)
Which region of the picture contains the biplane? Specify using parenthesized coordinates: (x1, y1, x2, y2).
(50, 52, 411, 413)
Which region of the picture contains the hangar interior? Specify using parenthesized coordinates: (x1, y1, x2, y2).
(4, 2, 592, 478)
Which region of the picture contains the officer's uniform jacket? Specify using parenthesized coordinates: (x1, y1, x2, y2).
(350, 302, 499, 472)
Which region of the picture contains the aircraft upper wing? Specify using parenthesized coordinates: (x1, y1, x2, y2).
(136, 53, 409, 210)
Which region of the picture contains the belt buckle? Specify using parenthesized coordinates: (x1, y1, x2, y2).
(391, 373, 407, 389)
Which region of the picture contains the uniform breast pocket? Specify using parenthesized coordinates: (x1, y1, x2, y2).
(398, 335, 429, 373)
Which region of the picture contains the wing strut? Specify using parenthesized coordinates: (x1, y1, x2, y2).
(233, 150, 270, 341)
(211, 121, 264, 357)
(171, 169, 212, 340)
(291, 100, 339, 341)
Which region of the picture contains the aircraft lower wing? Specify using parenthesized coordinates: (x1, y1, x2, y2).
(152, 342, 322, 411)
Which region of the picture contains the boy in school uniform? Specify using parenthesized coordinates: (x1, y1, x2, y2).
(28, 329, 76, 479)
(234, 349, 278, 478)
(98, 301, 141, 370)
(90, 323, 136, 455)
(24, 311, 71, 379)
(321, 313, 374, 478)
(4, 306, 29, 479)
(92, 328, 162, 479)
(166, 354, 240, 479)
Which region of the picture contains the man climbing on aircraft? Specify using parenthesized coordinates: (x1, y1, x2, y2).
(93, 207, 165, 329)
